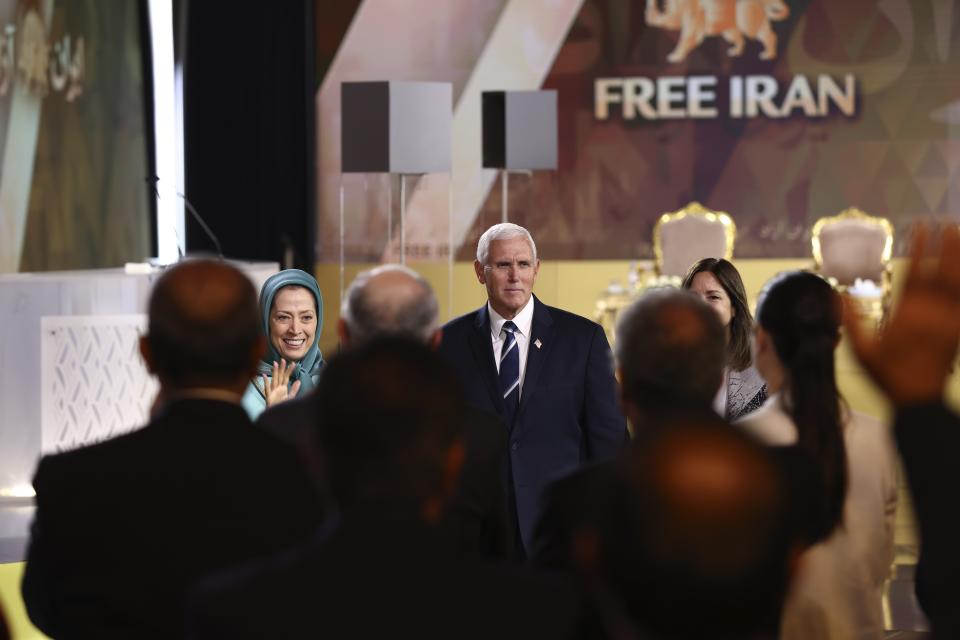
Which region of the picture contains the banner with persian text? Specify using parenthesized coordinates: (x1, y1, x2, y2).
(465, 0, 960, 259)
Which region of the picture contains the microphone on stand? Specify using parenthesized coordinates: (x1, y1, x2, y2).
(177, 192, 224, 260)
(145, 174, 225, 261)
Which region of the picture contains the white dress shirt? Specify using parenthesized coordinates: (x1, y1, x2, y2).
(488, 297, 535, 398)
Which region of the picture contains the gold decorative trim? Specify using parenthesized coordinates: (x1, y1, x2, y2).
(652, 202, 736, 275)
(811, 207, 894, 270)
(811, 207, 895, 325)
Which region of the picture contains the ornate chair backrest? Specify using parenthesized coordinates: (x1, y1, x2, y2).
(653, 202, 736, 278)
(811, 208, 894, 286)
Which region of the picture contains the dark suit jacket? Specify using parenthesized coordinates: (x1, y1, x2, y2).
(893, 402, 960, 639)
(257, 393, 515, 560)
(254, 391, 317, 448)
(21, 398, 325, 640)
(187, 513, 583, 639)
(439, 296, 628, 552)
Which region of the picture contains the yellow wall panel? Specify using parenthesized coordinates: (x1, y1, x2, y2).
(0, 562, 46, 640)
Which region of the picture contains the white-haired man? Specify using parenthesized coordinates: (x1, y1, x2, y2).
(439, 223, 628, 556)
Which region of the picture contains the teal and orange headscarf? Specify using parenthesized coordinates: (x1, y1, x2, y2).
(254, 269, 325, 398)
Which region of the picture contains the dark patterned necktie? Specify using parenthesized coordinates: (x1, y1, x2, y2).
(499, 321, 520, 425)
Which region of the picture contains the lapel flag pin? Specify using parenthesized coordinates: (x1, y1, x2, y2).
(534, 339, 543, 349)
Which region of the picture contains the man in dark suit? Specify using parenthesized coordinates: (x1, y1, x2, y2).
(844, 224, 960, 638)
(257, 264, 514, 559)
(21, 260, 324, 639)
(188, 338, 582, 639)
(439, 223, 628, 554)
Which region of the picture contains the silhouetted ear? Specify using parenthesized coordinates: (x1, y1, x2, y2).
(429, 328, 443, 350)
(337, 318, 351, 349)
(616, 367, 639, 424)
(753, 326, 769, 356)
(616, 366, 627, 407)
(139, 335, 155, 375)
(423, 440, 466, 524)
(572, 528, 600, 576)
(441, 441, 465, 498)
(786, 540, 805, 586)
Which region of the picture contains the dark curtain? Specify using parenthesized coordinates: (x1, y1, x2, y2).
(182, 1, 314, 269)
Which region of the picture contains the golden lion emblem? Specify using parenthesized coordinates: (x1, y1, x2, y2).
(646, 0, 790, 63)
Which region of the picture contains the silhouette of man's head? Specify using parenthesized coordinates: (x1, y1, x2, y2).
(141, 260, 262, 391)
(314, 337, 465, 517)
(614, 288, 726, 421)
(339, 265, 440, 348)
(591, 415, 795, 640)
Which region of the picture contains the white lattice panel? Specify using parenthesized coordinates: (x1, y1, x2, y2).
(41, 315, 158, 453)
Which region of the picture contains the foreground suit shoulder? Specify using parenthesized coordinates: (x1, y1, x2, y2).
(22, 399, 325, 640)
(255, 392, 318, 446)
(540, 302, 599, 329)
(188, 519, 583, 640)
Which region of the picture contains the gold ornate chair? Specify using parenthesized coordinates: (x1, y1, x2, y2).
(811, 207, 894, 322)
(653, 202, 736, 278)
(593, 263, 681, 346)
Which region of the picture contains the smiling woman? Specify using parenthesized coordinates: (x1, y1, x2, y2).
(241, 269, 325, 419)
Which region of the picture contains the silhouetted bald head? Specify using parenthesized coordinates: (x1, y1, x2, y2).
(316, 336, 464, 512)
(597, 415, 794, 639)
(341, 264, 439, 345)
(145, 260, 262, 388)
(614, 288, 725, 416)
